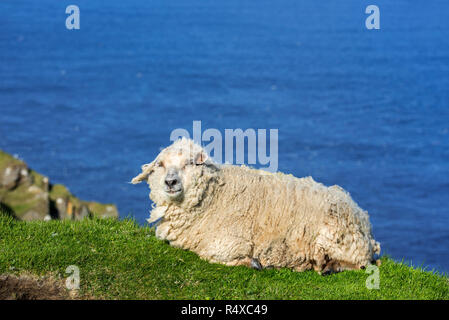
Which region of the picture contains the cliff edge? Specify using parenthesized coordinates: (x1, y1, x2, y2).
(0, 150, 118, 221)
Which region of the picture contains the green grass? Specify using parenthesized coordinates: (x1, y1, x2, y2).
(0, 214, 448, 300)
(0, 150, 24, 170)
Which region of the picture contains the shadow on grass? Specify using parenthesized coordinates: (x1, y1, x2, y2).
(0, 203, 17, 220)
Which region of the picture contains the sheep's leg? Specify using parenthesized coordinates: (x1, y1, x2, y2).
(204, 235, 254, 268)
(320, 259, 361, 275)
(250, 258, 263, 270)
(225, 257, 253, 268)
(226, 257, 265, 270)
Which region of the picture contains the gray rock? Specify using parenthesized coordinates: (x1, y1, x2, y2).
(21, 210, 47, 221)
(55, 197, 68, 219)
(0, 166, 23, 190)
(76, 205, 90, 220)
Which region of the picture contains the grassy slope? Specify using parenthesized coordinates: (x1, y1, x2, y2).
(0, 214, 448, 300)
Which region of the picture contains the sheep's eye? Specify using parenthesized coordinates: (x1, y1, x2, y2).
(156, 161, 164, 168)
(182, 160, 192, 169)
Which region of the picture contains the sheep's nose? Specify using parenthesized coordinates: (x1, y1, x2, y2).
(165, 176, 178, 187)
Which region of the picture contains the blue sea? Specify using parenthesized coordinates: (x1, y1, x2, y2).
(1, 0, 448, 273)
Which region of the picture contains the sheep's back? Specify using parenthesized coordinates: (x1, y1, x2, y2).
(216, 165, 371, 248)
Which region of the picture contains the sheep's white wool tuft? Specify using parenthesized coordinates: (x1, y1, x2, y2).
(132, 138, 380, 273)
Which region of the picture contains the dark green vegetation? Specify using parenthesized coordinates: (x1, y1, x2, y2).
(1, 214, 448, 299)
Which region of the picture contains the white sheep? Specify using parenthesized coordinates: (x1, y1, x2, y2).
(132, 138, 380, 273)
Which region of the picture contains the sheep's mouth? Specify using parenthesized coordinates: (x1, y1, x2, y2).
(164, 188, 183, 197)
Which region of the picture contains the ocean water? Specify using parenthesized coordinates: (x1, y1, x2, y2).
(1, 0, 448, 272)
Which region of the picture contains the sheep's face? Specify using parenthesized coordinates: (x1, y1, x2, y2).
(150, 149, 204, 203)
(132, 139, 214, 207)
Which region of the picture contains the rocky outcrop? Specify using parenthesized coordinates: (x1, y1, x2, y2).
(48, 183, 119, 220)
(0, 150, 119, 221)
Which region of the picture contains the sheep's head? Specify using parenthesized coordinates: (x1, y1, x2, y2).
(131, 138, 217, 207)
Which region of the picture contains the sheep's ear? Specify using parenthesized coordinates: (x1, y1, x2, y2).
(194, 151, 208, 165)
(131, 162, 155, 184)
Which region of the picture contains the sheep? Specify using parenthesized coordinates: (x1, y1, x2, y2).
(131, 138, 380, 273)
